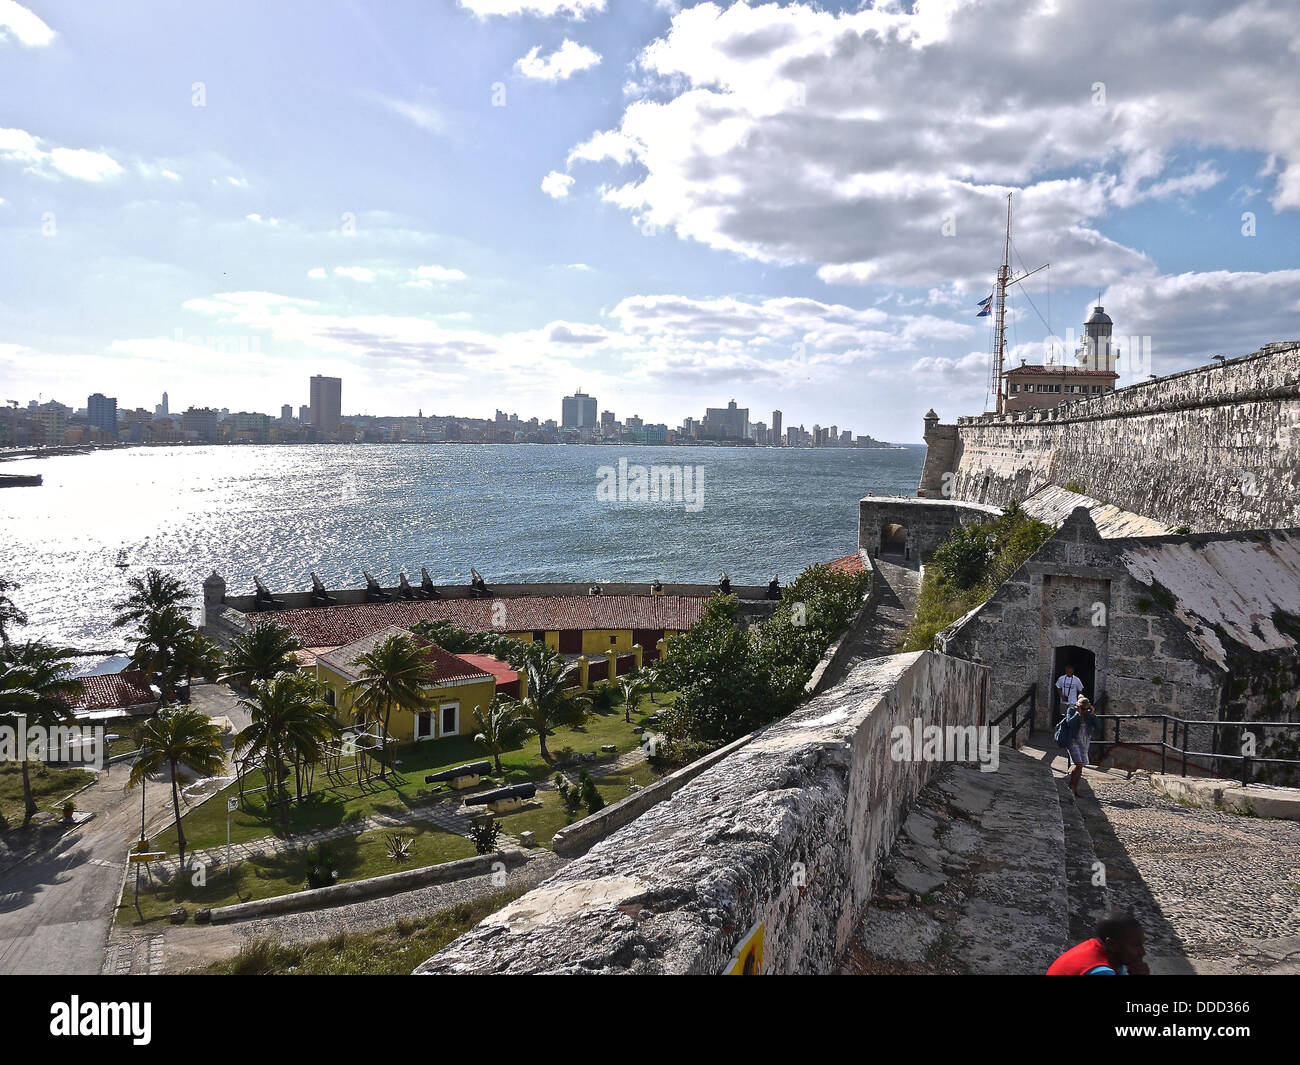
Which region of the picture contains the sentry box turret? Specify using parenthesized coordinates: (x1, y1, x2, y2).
(425, 760, 492, 790)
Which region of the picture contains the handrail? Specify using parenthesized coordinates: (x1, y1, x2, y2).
(991, 683, 1036, 749)
(1092, 713, 1300, 785)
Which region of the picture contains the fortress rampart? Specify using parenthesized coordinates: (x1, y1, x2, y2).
(919, 341, 1300, 531)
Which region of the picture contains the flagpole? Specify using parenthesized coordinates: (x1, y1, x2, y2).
(993, 192, 1012, 415)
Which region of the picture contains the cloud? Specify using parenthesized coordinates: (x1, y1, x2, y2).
(459, 0, 605, 17)
(370, 93, 446, 133)
(334, 266, 378, 282)
(541, 170, 575, 198)
(0, 127, 123, 181)
(562, 0, 1300, 290)
(413, 265, 468, 282)
(0, 1, 55, 47)
(515, 39, 601, 80)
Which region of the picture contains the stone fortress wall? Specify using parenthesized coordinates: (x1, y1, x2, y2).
(919, 341, 1300, 532)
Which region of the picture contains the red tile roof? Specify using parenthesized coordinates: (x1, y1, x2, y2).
(315, 625, 492, 684)
(1003, 364, 1119, 377)
(70, 671, 156, 711)
(458, 653, 519, 688)
(825, 553, 866, 574)
(258, 594, 708, 649)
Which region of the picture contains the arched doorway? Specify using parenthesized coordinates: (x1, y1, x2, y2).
(1052, 645, 1097, 708)
(880, 522, 907, 556)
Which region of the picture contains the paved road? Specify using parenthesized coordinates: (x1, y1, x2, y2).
(0, 684, 243, 975)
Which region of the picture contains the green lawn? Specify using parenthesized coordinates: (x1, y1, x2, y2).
(0, 762, 94, 827)
(195, 887, 531, 975)
(118, 819, 477, 925)
(155, 688, 673, 853)
(495, 760, 662, 846)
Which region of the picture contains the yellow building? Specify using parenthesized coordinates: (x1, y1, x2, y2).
(314, 626, 500, 745)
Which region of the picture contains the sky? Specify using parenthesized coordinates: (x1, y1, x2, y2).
(1, 0, 1298, 443)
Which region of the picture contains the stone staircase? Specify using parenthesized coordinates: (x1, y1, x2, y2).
(843, 743, 1106, 974)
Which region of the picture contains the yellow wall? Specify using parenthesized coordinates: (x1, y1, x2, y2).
(581, 629, 634, 654)
(504, 630, 559, 650)
(315, 663, 497, 744)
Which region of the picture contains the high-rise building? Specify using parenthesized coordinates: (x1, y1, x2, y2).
(310, 375, 342, 434)
(702, 400, 748, 440)
(155, 391, 169, 418)
(87, 393, 117, 438)
(281, 404, 293, 422)
(771, 409, 782, 446)
(299, 404, 310, 423)
(181, 407, 219, 443)
(561, 390, 597, 429)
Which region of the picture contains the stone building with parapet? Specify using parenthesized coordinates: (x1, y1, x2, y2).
(937, 507, 1300, 777)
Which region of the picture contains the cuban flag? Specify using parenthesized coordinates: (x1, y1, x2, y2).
(976, 294, 993, 317)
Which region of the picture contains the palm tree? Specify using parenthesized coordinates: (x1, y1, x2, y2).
(345, 633, 434, 780)
(235, 673, 336, 823)
(128, 706, 226, 885)
(0, 577, 28, 649)
(112, 568, 191, 629)
(223, 620, 301, 690)
(619, 676, 647, 723)
(514, 642, 589, 763)
(128, 606, 222, 703)
(471, 695, 530, 774)
(0, 640, 80, 824)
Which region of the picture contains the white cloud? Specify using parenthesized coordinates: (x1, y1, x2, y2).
(459, 0, 604, 17)
(371, 93, 446, 133)
(413, 265, 468, 282)
(515, 39, 601, 80)
(307, 267, 328, 279)
(541, 170, 575, 199)
(333, 266, 378, 282)
(562, 0, 1300, 290)
(0, 127, 122, 181)
(0, 1, 55, 47)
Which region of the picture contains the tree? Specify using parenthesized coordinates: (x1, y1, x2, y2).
(223, 620, 301, 690)
(128, 705, 226, 884)
(0, 577, 28, 649)
(619, 676, 646, 723)
(0, 641, 79, 823)
(235, 672, 336, 823)
(127, 606, 222, 704)
(345, 632, 434, 779)
(512, 641, 589, 763)
(112, 568, 191, 629)
(471, 694, 530, 774)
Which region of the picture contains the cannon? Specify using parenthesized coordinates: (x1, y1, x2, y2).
(469, 567, 491, 598)
(465, 781, 536, 813)
(767, 574, 782, 600)
(398, 572, 417, 600)
(363, 570, 392, 602)
(310, 572, 337, 606)
(425, 760, 492, 790)
(253, 576, 285, 611)
(419, 567, 441, 599)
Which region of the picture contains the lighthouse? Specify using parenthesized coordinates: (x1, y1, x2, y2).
(1077, 305, 1117, 372)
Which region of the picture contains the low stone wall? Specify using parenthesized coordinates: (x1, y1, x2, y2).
(858, 497, 999, 562)
(806, 550, 878, 695)
(417, 650, 990, 974)
(551, 734, 755, 857)
(208, 848, 528, 923)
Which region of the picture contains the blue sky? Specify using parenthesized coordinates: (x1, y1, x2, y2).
(2, 0, 1298, 442)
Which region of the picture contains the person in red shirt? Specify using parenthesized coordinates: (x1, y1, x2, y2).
(1047, 912, 1150, 975)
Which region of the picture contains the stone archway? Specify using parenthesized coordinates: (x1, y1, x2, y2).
(880, 522, 908, 556)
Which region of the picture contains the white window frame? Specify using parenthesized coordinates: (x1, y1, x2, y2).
(414, 709, 435, 742)
(439, 702, 459, 737)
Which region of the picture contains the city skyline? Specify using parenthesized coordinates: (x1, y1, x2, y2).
(3, 2, 1299, 442)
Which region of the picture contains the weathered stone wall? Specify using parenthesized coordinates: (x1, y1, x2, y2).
(934, 342, 1300, 531)
(416, 650, 990, 974)
(858, 497, 999, 561)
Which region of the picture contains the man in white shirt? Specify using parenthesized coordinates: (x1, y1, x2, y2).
(1056, 665, 1084, 713)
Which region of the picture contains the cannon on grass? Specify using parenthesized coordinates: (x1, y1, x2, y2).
(465, 781, 536, 814)
(425, 760, 492, 790)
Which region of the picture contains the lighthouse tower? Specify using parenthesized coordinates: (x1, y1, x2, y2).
(1077, 306, 1116, 371)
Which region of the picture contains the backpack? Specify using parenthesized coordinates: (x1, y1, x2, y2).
(1053, 713, 1074, 749)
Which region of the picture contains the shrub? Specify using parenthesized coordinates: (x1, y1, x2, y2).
(468, 814, 501, 855)
(579, 770, 605, 814)
(305, 845, 338, 890)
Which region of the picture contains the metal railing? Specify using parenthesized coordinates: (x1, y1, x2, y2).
(1091, 713, 1300, 784)
(992, 683, 1036, 748)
